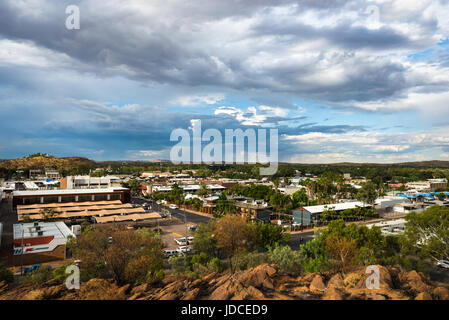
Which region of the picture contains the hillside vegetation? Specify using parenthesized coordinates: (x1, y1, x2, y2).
(0, 154, 95, 170)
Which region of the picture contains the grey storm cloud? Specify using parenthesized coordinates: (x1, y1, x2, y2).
(0, 0, 443, 105)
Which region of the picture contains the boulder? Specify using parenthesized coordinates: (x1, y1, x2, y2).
(77, 279, 126, 300)
(182, 288, 200, 300)
(23, 290, 45, 300)
(232, 285, 265, 300)
(433, 287, 449, 300)
(328, 274, 345, 289)
(355, 265, 393, 290)
(415, 292, 432, 300)
(0, 281, 8, 295)
(209, 281, 234, 300)
(323, 287, 344, 300)
(42, 285, 65, 299)
(237, 264, 275, 290)
(309, 275, 326, 293)
(402, 270, 433, 294)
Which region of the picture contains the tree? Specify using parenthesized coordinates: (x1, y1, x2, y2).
(356, 181, 378, 206)
(0, 264, 14, 283)
(121, 179, 141, 195)
(248, 222, 290, 251)
(192, 221, 219, 257)
(326, 235, 358, 273)
(196, 184, 209, 197)
(213, 215, 252, 273)
(215, 193, 236, 214)
(292, 189, 308, 208)
(298, 233, 329, 273)
(401, 206, 449, 262)
(72, 225, 164, 284)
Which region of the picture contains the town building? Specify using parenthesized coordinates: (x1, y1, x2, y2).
(12, 187, 131, 206)
(60, 175, 122, 189)
(12, 221, 75, 265)
(292, 201, 370, 226)
(235, 199, 273, 222)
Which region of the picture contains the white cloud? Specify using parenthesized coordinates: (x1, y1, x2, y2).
(171, 93, 225, 106)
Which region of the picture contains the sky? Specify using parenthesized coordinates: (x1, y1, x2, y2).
(1, 0, 449, 163)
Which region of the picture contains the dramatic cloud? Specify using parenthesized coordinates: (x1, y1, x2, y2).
(0, 0, 448, 162)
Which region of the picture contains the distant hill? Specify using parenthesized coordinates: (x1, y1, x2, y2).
(0, 155, 96, 170)
(280, 160, 449, 168)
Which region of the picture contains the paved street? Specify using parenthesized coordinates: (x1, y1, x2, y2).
(131, 197, 212, 225)
(288, 230, 315, 250)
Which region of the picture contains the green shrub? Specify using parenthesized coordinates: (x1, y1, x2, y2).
(0, 264, 14, 283)
(21, 265, 53, 286)
(168, 255, 191, 274)
(236, 251, 269, 270)
(190, 252, 211, 266)
(268, 245, 302, 274)
(208, 258, 225, 273)
(52, 263, 73, 281)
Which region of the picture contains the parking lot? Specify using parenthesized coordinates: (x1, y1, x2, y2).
(159, 223, 197, 250)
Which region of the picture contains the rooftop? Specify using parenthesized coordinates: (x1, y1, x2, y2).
(13, 187, 129, 197)
(13, 221, 74, 240)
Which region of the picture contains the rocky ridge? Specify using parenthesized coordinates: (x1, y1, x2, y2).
(0, 265, 448, 300)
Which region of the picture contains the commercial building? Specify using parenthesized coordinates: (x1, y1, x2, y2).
(150, 184, 226, 194)
(16, 200, 142, 221)
(60, 175, 122, 189)
(405, 178, 448, 192)
(12, 221, 75, 265)
(293, 201, 370, 225)
(29, 168, 60, 180)
(12, 187, 131, 207)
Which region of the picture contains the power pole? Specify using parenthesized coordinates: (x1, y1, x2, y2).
(20, 223, 24, 276)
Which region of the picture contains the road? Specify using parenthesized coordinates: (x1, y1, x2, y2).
(132, 197, 316, 250)
(131, 197, 212, 225)
(288, 230, 315, 250)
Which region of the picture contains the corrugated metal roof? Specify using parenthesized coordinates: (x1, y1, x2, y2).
(302, 201, 368, 214)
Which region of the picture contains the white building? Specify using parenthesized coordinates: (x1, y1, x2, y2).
(61, 175, 122, 189)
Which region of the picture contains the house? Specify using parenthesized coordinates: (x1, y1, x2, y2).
(235, 199, 273, 222)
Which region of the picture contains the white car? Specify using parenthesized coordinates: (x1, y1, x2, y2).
(169, 204, 178, 210)
(164, 249, 179, 258)
(437, 260, 449, 269)
(177, 246, 191, 253)
(175, 237, 188, 245)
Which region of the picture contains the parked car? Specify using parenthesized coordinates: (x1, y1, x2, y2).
(169, 204, 178, 210)
(188, 225, 198, 231)
(187, 236, 194, 242)
(164, 249, 179, 258)
(175, 237, 188, 245)
(177, 246, 191, 253)
(437, 260, 449, 269)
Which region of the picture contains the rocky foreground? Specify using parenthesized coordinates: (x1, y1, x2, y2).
(1, 265, 448, 300)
